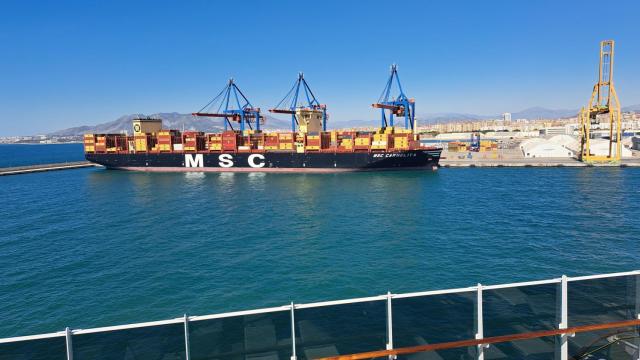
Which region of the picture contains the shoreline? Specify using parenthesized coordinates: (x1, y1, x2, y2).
(440, 158, 640, 167)
(0, 161, 97, 176)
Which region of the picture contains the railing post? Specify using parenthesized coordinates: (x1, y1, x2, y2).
(558, 275, 568, 360)
(65, 327, 73, 360)
(475, 284, 484, 360)
(184, 314, 191, 360)
(290, 302, 297, 360)
(386, 292, 395, 360)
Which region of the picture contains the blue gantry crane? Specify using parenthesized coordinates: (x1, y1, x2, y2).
(269, 73, 327, 132)
(372, 64, 415, 131)
(192, 78, 264, 132)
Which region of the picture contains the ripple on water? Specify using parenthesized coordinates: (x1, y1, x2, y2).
(0, 167, 639, 336)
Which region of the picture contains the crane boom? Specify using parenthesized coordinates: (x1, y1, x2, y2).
(372, 64, 415, 132)
(193, 79, 263, 131)
(269, 73, 327, 132)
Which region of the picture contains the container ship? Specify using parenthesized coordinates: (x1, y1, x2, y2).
(84, 67, 441, 172)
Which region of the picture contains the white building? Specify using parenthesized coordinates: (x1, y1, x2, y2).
(520, 138, 575, 158)
(548, 135, 580, 153)
(502, 112, 512, 122)
(587, 139, 633, 158)
(540, 126, 569, 136)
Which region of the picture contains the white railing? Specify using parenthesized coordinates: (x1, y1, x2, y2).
(1, 270, 639, 360)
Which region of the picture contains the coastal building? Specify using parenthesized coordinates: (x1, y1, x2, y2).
(587, 138, 633, 158)
(548, 134, 580, 153)
(520, 138, 574, 158)
(540, 126, 568, 137)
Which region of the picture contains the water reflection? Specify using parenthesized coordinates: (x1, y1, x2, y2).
(217, 172, 236, 187)
(247, 172, 267, 191)
(183, 172, 206, 186)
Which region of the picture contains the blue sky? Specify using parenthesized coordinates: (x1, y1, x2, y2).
(1, 0, 639, 135)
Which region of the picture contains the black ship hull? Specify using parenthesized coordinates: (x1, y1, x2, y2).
(86, 149, 441, 173)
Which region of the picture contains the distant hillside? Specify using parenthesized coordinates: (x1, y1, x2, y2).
(510, 105, 640, 120)
(49, 105, 640, 136)
(510, 107, 578, 120)
(420, 105, 640, 123)
(49, 112, 292, 136)
(623, 104, 640, 112)
(418, 113, 488, 124)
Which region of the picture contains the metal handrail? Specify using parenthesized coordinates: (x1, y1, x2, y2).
(1, 269, 639, 360)
(316, 319, 640, 360)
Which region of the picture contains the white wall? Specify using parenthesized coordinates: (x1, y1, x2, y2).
(522, 142, 575, 158)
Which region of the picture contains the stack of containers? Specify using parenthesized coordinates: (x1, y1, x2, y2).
(222, 131, 239, 151)
(148, 135, 159, 152)
(278, 133, 294, 150)
(393, 133, 410, 150)
(107, 135, 127, 152)
(196, 134, 206, 151)
(338, 132, 354, 151)
(371, 133, 390, 150)
(238, 134, 251, 152)
(447, 141, 466, 152)
(207, 133, 223, 151)
(306, 133, 321, 151)
(354, 133, 371, 150)
(95, 135, 108, 153)
(182, 131, 204, 152)
(83, 134, 96, 153)
(157, 130, 174, 152)
(480, 140, 497, 152)
(409, 133, 421, 149)
(134, 133, 149, 152)
(106, 135, 117, 152)
(117, 135, 129, 152)
(321, 132, 332, 150)
(294, 133, 306, 153)
(251, 134, 264, 150)
(264, 134, 279, 150)
(330, 130, 339, 148)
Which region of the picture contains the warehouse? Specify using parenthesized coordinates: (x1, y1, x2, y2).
(521, 139, 575, 158)
(587, 139, 633, 157)
(519, 138, 546, 151)
(548, 135, 580, 152)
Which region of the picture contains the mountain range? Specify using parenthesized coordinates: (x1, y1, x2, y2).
(49, 105, 640, 136)
(417, 104, 640, 124)
(48, 113, 292, 136)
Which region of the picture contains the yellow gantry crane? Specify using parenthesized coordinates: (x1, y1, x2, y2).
(579, 40, 622, 163)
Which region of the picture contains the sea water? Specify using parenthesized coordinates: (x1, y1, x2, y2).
(0, 162, 639, 337)
(0, 143, 84, 167)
